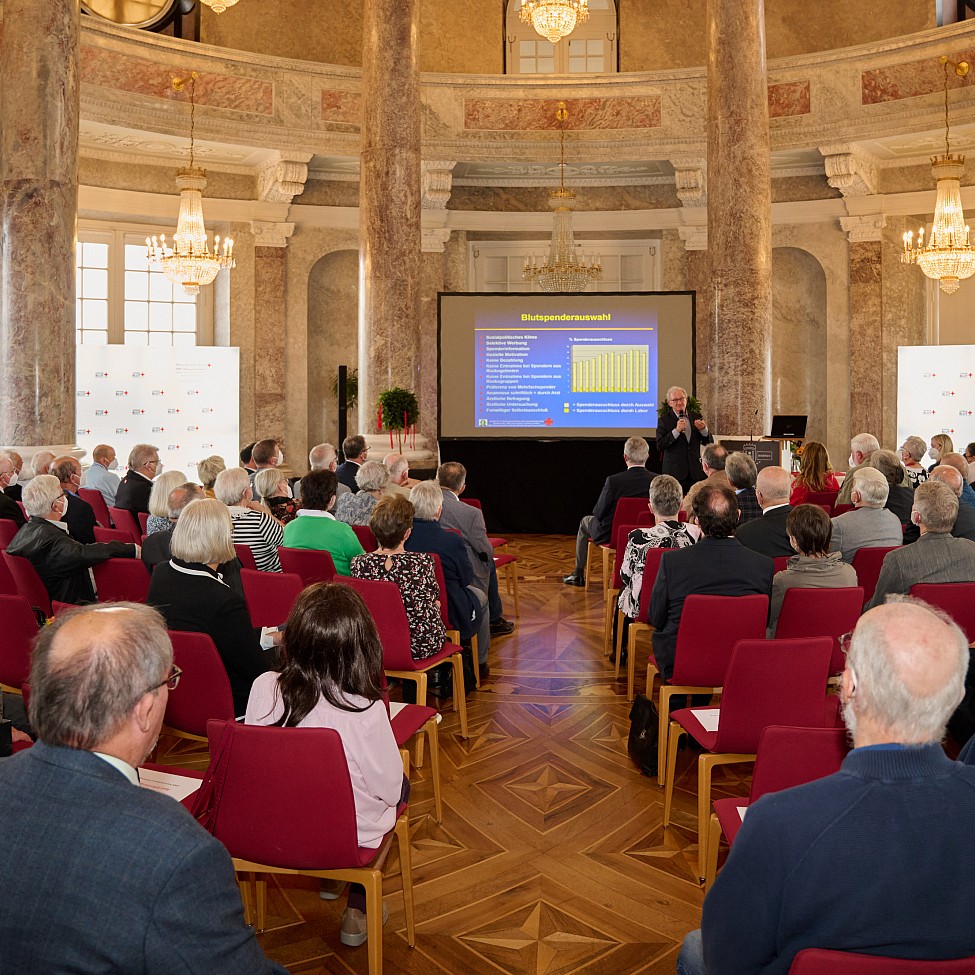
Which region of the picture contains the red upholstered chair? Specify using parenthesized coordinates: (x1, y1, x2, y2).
(93, 526, 134, 545)
(350, 524, 378, 553)
(774, 586, 865, 676)
(704, 725, 849, 889)
(199, 720, 415, 975)
(604, 522, 640, 658)
(78, 487, 112, 529)
(624, 546, 672, 695)
(0, 594, 39, 693)
(233, 543, 258, 571)
(0, 520, 19, 550)
(773, 556, 790, 574)
(137, 511, 150, 536)
(388, 701, 443, 823)
(108, 507, 142, 545)
(789, 950, 975, 974)
(586, 496, 648, 594)
(240, 568, 303, 629)
(663, 636, 832, 880)
(427, 553, 479, 689)
(649, 593, 770, 781)
(832, 502, 855, 517)
(851, 546, 899, 608)
(493, 551, 520, 616)
(0, 553, 18, 596)
(338, 576, 469, 739)
(910, 583, 975, 643)
(277, 546, 336, 587)
(2, 552, 51, 618)
(806, 490, 839, 515)
(16, 502, 26, 519)
(162, 631, 236, 745)
(92, 558, 150, 603)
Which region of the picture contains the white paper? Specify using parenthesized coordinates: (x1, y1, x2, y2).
(693, 707, 721, 733)
(389, 702, 442, 724)
(139, 767, 201, 803)
(738, 805, 748, 822)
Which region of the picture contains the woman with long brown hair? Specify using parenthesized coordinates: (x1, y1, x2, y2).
(790, 441, 840, 506)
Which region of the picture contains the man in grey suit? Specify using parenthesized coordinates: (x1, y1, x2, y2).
(929, 465, 975, 542)
(0, 603, 286, 975)
(830, 467, 903, 563)
(836, 432, 880, 505)
(868, 480, 975, 609)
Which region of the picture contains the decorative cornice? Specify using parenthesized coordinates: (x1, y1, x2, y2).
(670, 155, 707, 207)
(422, 228, 453, 252)
(677, 224, 708, 250)
(421, 161, 456, 210)
(840, 213, 887, 242)
(257, 151, 314, 205)
(251, 221, 296, 248)
(821, 143, 880, 197)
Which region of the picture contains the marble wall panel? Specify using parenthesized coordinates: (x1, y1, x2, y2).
(771, 175, 841, 203)
(254, 247, 287, 439)
(879, 157, 975, 196)
(79, 157, 257, 199)
(223, 222, 256, 443)
(464, 96, 661, 131)
(321, 89, 362, 125)
(299, 178, 360, 207)
(862, 47, 975, 105)
(848, 239, 883, 441)
(768, 81, 810, 119)
(448, 183, 681, 211)
(419, 251, 444, 439)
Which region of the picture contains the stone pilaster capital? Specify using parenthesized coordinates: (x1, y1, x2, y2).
(839, 214, 886, 243)
(421, 161, 456, 210)
(251, 221, 296, 248)
(421, 228, 452, 252)
(670, 155, 707, 207)
(677, 223, 708, 251)
(820, 144, 879, 198)
(257, 151, 314, 205)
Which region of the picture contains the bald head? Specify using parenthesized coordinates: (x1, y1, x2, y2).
(755, 466, 791, 508)
(930, 464, 964, 498)
(941, 452, 970, 481)
(309, 443, 337, 471)
(384, 452, 410, 483)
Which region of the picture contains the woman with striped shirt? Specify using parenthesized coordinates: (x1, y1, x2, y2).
(214, 466, 284, 572)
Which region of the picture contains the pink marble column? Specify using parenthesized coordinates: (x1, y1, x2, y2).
(706, 0, 772, 434)
(358, 0, 421, 436)
(0, 0, 79, 445)
(848, 241, 884, 437)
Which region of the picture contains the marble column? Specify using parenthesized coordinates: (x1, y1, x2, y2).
(253, 245, 288, 441)
(358, 0, 421, 436)
(706, 0, 772, 435)
(0, 0, 79, 446)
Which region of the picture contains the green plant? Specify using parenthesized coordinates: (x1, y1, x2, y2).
(656, 393, 702, 420)
(378, 386, 419, 451)
(330, 367, 358, 411)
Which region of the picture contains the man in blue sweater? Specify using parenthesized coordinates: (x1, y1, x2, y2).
(678, 596, 975, 975)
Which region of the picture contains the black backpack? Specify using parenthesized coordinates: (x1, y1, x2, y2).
(627, 693, 659, 777)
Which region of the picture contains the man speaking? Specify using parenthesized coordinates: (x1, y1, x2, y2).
(656, 386, 713, 492)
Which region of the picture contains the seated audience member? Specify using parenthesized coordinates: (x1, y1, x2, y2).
(384, 453, 417, 498)
(239, 442, 257, 474)
(789, 440, 839, 506)
(53, 456, 97, 544)
(350, 495, 446, 661)
(406, 480, 490, 678)
(82, 443, 120, 506)
(31, 450, 56, 479)
(836, 432, 880, 505)
(679, 598, 975, 975)
(196, 454, 226, 499)
(928, 432, 954, 472)
(965, 442, 975, 484)
(282, 470, 364, 575)
(245, 583, 405, 948)
(3, 450, 24, 502)
(768, 504, 857, 635)
(249, 438, 282, 489)
(7, 475, 138, 604)
(649, 485, 774, 683)
(147, 498, 275, 715)
(619, 475, 698, 620)
(725, 451, 762, 524)
(0, 450, 26, 528)
(563, 436, 654, 587)
(336, 435, 368, 493)
(300, 443, 351, 500)
(735, 466, 795, 558)
(681, 444, 729, 517)
(900, 435, 929, 489)
(870, 448, 918, 543)
(0, 603, 287, 975)
(939, 451, 975, 509)
(335, 461, 389, 526)
(115, 444, 161, 514)
(253, 467, 300, 525)
(930, 465, 975, 542)
(830, 467, 903, 563)
(214, 467, 284, 572)
(867, 479, 975, 609)
(146, 469, 187, 535)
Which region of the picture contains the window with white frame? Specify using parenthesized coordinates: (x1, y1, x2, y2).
(506, 0, 617, 75)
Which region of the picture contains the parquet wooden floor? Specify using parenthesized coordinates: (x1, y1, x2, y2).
(159, 535, 754, 975)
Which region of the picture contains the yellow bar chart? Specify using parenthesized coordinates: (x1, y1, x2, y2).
(571, 345, 649, 393)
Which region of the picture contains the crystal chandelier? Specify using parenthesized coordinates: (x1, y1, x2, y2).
(902, 56, 975, 296)
(147, 73, 235, 296)
(199, 0, 241, 12)
(524, 102, 602, 293)
(519, 0, 589, 44)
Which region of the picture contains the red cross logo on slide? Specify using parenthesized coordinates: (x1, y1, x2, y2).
(544, 418, 554, 426)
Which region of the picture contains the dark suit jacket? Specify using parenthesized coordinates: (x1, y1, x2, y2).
(656, 409, 713, 484)
(335, 460, 361, 494)
(63, 491, 97, 544)
(953, 500, 975, 542)
(735, 504, 795, 558)
(0, 742, 286, 974)
(141, 530, 244, 600)
(735, 487, 763, 524)
(0, 489, 25, 528)
(886, 484, 919, 544)
(3, 481, 22, 502)
(649, 537, 773, 680)
(114, 470, 153, 514)
(590, 465, 654, 544)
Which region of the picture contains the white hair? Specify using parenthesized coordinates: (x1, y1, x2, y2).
(623, 437, 650, 465)
(309, 443, 336, 471)
(851, 467, 889, 506)
(22, 474, 61, 517)
(851, 433, 880, 459)
(214, 466, 251, 506)
(410, 480, 443, 520)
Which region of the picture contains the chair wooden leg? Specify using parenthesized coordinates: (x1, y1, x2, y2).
(646, 659, 659, 698)
(697, 754, 756, 882)
(627, 632, 638, 702)
(662, 720, 685, 826)
(657, 686, 675, 788)
(399, 748, 410, 776)
(602, 591, 615, 658)
(415, 672, 428, 708)
(425, 717, 443, 823)
(255, 876, 268, 932)
(471, 634, 480, 689)
(237, 872, 253, 927)
(395, 813, 416, 948)
(704, 813, 722, 892)
(364, 872, 384, 975)
(450, 653, 469, 739)
(415, 728, 426, 768)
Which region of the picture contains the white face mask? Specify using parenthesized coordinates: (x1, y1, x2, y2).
(5, 471, 17, 487)
(282, 483, 293, 499)
(54, 497, 67, 518)
(848, 454, 856, 468)
(276, 450, 284, 466)
(930, 447, 941, 462)
(107, 458, 118, 471)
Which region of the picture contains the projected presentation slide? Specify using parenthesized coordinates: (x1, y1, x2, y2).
(440, 292, 695, 440)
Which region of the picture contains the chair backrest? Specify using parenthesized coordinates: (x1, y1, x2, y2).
(93, 526, 133, 545)
(277, 546, 336, 587)
(16, 502, 26, 519)
(0, 594, 39, 689)
(107, 507, 142, 544)
(336, 575, 416, 671)
(773, 556, 790, 574)
(712, 636, 833, 753)
(832, 502, 855, 517)
(202, 720, 366, 869)
(233, 543, 258, 571)
(2, 552, 51, 617)
(612, 523, 641, 589)
(775, 586, 865, 675)
(610, 497, 650, 545)
(165, 631, 235, 738)
(0, 552, 18, 596)
(137, 511, 150, 536)
(636, 547, 671, 622)
(350, 524, 378, 552)
(92, 558, 150, 603)
(77, 488, 112, 529)
(428, 553, 453, 629)
(807, 491, 839, 515)
(789, 949, 975, 974)
(909, 583, 975, 644)
(851, 546, 899, 607)
(749, 725, 849, 803)
(0, 520, 19, 550)
(461, 497, 482, 510)
(240, 568, 303, 629)
(671, 594, 769, 686)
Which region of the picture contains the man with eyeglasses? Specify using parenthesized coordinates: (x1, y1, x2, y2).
(0, 603, 287, 974)
(114, 443, 162, 515)
(336, 434, 369, 494)
(52, 455, 98, 544)
(655, 385, 712, 493)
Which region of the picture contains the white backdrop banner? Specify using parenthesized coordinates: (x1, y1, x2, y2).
(75, 346, 240, 478)
(898, 345, 975, 463)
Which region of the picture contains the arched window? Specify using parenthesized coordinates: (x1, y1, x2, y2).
(505, 0, 618, 76)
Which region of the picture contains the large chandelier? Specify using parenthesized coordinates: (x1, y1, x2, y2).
(519, 0, 589, 44)
(199, 0, 241, 12)
(147, 73, 235, 295)
(902, 56, 975, 296)
(524, 102, 602, 293)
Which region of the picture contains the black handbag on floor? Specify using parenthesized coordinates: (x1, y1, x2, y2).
(627, 693, 659, 777)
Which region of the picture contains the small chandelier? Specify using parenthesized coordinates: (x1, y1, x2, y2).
(199, 0, 241, 12)
(519, 0, 589, 44)
(147, 73, 235, 296)
(902, 56, 975, 295)
(524, 102, 602, 293)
